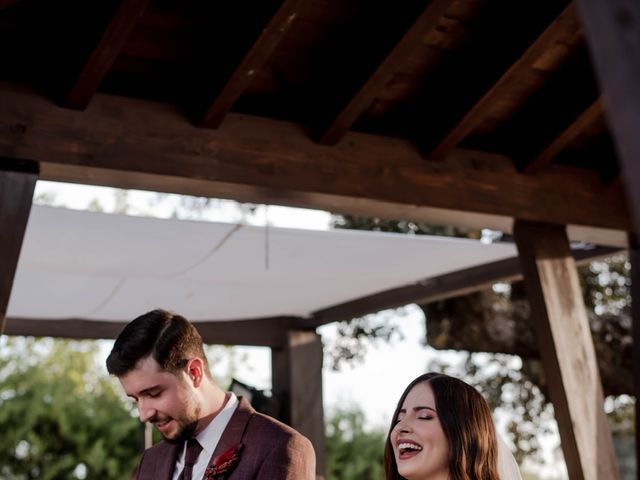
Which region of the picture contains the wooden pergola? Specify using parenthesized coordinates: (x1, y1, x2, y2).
(0, 0, 638, 478)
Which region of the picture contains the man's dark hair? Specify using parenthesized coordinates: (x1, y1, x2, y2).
(106, 309, 211, 378)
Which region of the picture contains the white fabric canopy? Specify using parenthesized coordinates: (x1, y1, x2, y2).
(8, 206, 517, 322)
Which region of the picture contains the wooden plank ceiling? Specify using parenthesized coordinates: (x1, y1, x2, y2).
(0, 0, 631, 235)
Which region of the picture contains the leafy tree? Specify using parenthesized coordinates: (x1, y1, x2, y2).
(0, 337, 140, 479)
(325, 406, 386, 480)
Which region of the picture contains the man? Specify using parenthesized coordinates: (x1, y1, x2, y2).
(106, 309, 316, 480)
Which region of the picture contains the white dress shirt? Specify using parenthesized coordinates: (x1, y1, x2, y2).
(171, 392, 239, 480)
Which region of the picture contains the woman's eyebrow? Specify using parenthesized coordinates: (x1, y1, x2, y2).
(413, 406, 437, 413)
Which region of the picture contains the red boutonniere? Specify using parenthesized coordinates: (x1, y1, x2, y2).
(204, 443, 244, 479)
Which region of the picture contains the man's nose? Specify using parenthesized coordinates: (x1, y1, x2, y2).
(137, 399, 156, 423)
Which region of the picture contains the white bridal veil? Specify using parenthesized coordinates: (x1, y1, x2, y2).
(497, 435, 523, 480)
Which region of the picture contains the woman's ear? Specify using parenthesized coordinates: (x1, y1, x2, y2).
(186, 358, 205, 387)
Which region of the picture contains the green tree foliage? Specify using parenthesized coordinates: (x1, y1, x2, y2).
(325, 406, 386, 480)
(0, 337, 140, 479)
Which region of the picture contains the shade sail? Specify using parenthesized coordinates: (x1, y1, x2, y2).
(7, 206, 517, 322)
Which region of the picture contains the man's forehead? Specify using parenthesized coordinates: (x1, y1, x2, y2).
(134, 355, 163, 372)
(120, 357, 172, 393)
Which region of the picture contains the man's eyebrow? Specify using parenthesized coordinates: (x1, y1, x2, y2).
(128, 385, 162, 399)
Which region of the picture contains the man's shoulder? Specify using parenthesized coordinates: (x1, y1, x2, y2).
(134, 440, 179, 479)
(244, 411, 312, 448)
(140, 439, 175, 459)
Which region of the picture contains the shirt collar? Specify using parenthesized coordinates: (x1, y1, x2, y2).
(194, 392, 239, 460)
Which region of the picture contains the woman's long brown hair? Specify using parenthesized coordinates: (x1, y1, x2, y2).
(383, 373, 500, 480)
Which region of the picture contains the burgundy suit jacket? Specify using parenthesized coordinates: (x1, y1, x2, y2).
(133, 397, 316, 480)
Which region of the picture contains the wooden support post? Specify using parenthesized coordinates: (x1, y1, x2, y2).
(576, 0, 640, 234)
(272, 330, 326, 478)
(629, 234, 640, 480)
(0, 159, 38, 334)
(513, 220, 620, 480)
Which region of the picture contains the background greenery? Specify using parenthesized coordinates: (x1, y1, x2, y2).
(0, 338, 139, 479)
(0, 337, 387, 480)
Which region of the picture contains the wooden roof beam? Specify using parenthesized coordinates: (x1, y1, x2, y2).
(4, 316, 299, 347)
(0, 0, 21, 10)
(0, 159, 38, 334)
(0, 84, 631, 232)
(319, 0, 455, 146)
(523, 96, 604, 173)
(64, 0, 151, 110)
(198, 0, 302, 129)
(429, 3, 581, 159)
(577, 0, 640, 237)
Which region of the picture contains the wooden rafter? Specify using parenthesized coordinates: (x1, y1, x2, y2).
(0, 85, 631, 232)
(524, 96, 604, 173)
(198, 0, 302, 128)
(577, 0, 640, 235)
(514, 220, 619, 480)
(319, 0, 454, 146)
(429, 3, 581, 159)
(0, 159, 38, 334)
(65, 0, 151, 110)
(0, 0, 20, 10)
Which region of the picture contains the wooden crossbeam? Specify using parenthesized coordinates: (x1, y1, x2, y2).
(524, 97, 604, 173)
(4, 315, 298, 347)
(577, 0, 640, 236)
(430, 3, 581, 159)
(272, 331, 325, 476)
(198, 0, 301, 128)
(0, 84, 631, 231)
(514, 220, 619, 480)
(319, 0, 454, 146)
(65, 0, 151, 110)
(0, 159, 38, 334)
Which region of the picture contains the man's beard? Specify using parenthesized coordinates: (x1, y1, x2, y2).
(163, 417, 199, 444)
(151, 404, 202, 444)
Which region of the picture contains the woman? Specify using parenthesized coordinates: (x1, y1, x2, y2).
(384, 372, 509, 480)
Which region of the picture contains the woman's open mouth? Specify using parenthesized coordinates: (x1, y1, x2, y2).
(397, 441, 423, 460)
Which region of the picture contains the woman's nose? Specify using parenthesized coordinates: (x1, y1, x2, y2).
(396, 418, 412, 433)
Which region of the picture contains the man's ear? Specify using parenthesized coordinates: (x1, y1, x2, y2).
(186, 358, 205, 387)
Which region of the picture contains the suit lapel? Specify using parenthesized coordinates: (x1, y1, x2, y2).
(141, 441, 182, 480)
(208, 396, 254, 464)
(154, 442, 181, 480)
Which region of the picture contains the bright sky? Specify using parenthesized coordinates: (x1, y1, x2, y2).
(30, 180, 568, 479)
